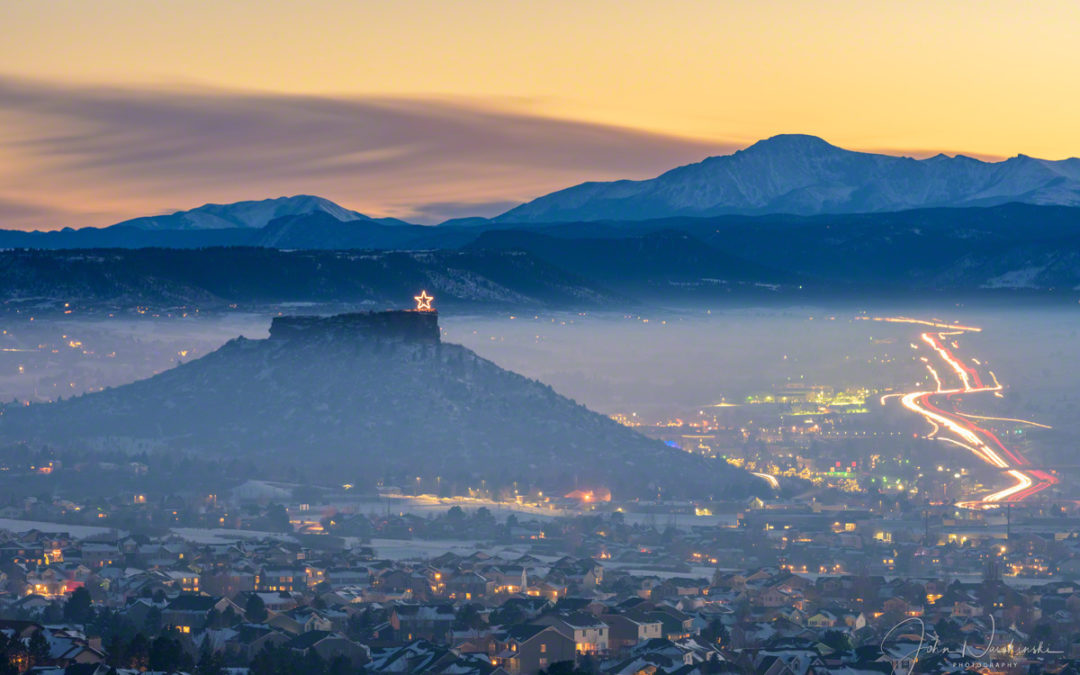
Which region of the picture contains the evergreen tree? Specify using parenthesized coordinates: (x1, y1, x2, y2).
(126, 633, 151, 670)
(220, 605, 241, 627)
(41, 602, 64, 624)
(144, 606, 163, 635)
(149, 632, 190, 672)
(489, 603, 526, 627)
(251, 645, 326, 675)
(105, 634, 127, 668)
(820, 629, 852, 652)
(28, 631, 50, 667)
(245, 593, 269, 623)
(196, 640, 225, 675)
(0, 631, 23, 675)
(447, 505, 466, 524)
(701, 617, 730, 646)
(64, 586, 94, 624)
(266, 504, 292, 533)
(0, 631, 18, 675)
(540, 661, 592, 675)
(301, 648, 326, 675)
(327, 655, 354, 675)
(454, 603, 486, 631)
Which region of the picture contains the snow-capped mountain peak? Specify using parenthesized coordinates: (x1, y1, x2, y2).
(495, 136, 1080, 223)
(110, 195, 376, 231)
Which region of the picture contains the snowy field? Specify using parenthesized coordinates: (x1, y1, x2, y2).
(0, 518, 118, 538)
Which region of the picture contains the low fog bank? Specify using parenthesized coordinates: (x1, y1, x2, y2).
(0, 313, 270, 403)
(1, 305, 1075, 436)
(442, 306, 1080, 427)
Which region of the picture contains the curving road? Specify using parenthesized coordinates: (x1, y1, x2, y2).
(870, 317, 1058, 508)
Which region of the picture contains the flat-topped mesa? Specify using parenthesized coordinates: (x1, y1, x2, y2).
(269, 310, 440, 343)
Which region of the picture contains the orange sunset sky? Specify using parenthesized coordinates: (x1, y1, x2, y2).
(2, 0, 1079, 228)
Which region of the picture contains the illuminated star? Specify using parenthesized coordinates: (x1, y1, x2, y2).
(414, 290, 434, 311)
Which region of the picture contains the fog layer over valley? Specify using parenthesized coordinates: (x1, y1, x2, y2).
(443, 308, 1080, 424)
(2, 305, 1077, 495)
(2, 307, 1076, 430)
(0, 310, 762, 500)
(0, 313, 269, 404)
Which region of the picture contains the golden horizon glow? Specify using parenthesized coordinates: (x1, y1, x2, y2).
(2, 0, 1080, 229)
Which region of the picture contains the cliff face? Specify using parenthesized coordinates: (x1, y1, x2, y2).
(269, 310, 440, 343)
(0, 313, 761, 500)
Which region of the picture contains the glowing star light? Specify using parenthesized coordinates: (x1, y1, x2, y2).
(414, 290, 434, 311)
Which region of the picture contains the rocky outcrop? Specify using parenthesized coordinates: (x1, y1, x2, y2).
(269, 310, 439, 344)
(0, 312, 761, 500)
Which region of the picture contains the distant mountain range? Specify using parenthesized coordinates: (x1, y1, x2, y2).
(6, 135, 1080, 242)
(1, 202, 1078, 311)
(0, 311, 761, 500)
(496, 134, 1080, 222)
(0, 137, 1079, 305)
(0, 195, 418, 249)
(0, 199, 434, 250)
(110, 195, 411, 230)
(0, 247, 619, 309)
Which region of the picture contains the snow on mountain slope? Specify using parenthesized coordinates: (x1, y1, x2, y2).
(110, 195, 382, 230)
(496, 134, 1080, 223)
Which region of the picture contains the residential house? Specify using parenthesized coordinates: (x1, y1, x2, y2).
(535, 612, 609, 654)
(491, 624, 575, 675)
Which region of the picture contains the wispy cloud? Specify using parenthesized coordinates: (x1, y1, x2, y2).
(408, 200, 525, 222)
(0, 195, 89, 231)
(0, 76, 734, 229)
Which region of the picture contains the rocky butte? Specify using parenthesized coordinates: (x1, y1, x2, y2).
(0, 309, 761, 500)
(269, 310, 440, 344)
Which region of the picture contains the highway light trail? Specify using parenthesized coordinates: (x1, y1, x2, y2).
(955, 412, 1053, 429)
(752, 472, 780, 489)
(878, 317, 1057, 508)
(983, 470, 1034, 503)
(925, 363, 943, 392)
(859, 316, 983, 332)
